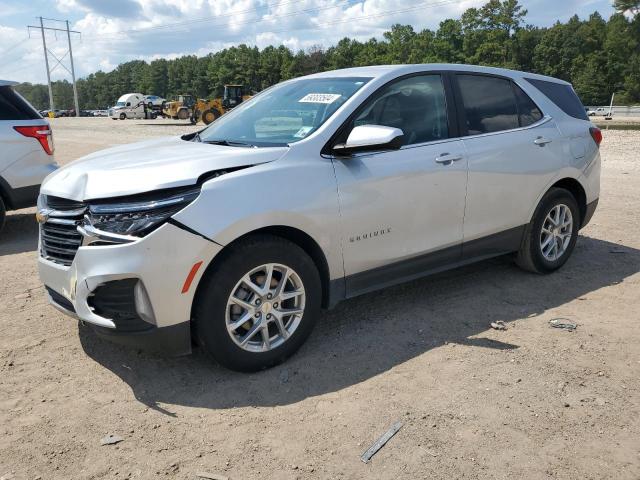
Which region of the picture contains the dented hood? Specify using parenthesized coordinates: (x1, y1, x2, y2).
(41, 136, 288, 201)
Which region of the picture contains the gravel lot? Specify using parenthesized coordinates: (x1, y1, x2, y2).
(1, 117, 639, 480)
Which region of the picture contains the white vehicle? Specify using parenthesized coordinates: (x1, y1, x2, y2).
(93, 110, 108, 117)
(144, 95, 165, 108)
(109, 93, 147, 120)
(37, 64, 601, 371)
(588, 107, 610, 117)
(0, 80, 58, 232)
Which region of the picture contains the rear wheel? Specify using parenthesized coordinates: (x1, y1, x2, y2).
(516, 188, 580, 274)
(178, 108, 189, 120)
(194, 235, 321, 372)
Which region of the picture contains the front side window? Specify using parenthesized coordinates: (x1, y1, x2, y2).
(199, 77, 370, 146)
(351, 74, 449, 145)
(458, 74, 519, 135)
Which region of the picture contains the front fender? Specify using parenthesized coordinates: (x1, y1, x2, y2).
(172, 155, 344, 282)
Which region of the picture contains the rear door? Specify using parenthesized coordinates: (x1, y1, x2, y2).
(331, 73, 468, 295)
(454, 73, 566, 257)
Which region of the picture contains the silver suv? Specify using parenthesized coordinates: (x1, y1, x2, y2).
(37, 65, 601, 371)
(0, 80, 58, 231)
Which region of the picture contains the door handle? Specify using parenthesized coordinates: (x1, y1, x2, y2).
(534, 136, 552, 146)
(435, 153, 463, 165)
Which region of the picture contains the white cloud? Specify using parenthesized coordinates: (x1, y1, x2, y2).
(0, 0, 615, 84)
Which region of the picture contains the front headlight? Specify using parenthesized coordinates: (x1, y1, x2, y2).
(83, 186, 200, 239)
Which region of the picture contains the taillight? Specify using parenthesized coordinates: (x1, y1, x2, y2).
(13, 124, 54, 155)
(589, 126, 602, 147)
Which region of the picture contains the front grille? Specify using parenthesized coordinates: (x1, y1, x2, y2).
(88, 279, 153, 332)
(40, 196, 86, 266)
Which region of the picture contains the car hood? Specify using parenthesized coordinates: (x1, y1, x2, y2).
(41, 136, 288, 201)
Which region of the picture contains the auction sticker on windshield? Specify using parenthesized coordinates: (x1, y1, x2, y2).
(299, 93, 342, 104)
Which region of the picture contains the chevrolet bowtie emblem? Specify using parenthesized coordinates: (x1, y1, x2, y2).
(35, 209, 51, 224)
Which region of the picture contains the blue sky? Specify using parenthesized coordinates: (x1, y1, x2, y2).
(0, 0, 617, 84)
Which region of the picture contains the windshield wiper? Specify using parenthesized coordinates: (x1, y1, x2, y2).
(203, 139, 255, 148)
(192, 132, 202, 142)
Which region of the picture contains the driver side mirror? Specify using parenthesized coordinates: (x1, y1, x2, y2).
(332, 125, 404, 155)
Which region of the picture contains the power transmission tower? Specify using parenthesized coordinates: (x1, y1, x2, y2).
(28, 17, 81, 116)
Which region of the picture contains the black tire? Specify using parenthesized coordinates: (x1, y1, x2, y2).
(119, 113, 126, 120)
(178, 108, 189, 120)
(0, 196, 6, 233)
(516, 187, 580, 274)
(193, 234, 321, 372)
(201, 109, 219, 125)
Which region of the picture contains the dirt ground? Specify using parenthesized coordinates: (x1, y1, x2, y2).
(1, 117, 639, 480)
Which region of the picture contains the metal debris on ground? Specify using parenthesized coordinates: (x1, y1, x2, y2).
(100, 434, 123, 446)
(196, 473, 229, 480)
(490, 321, 507, 331)
(549, 318, 577, 331)
(361, 421, 403, 463)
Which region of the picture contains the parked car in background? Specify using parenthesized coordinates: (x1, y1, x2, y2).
(0, 80, 58, 232)
(144, 95, 166, 108)
(37, 64, 600, 371)
(93, 110, 108, 117)
(588, 107, 611, 117)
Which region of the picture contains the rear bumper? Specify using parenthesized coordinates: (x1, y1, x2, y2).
(581, 198, 598, 228)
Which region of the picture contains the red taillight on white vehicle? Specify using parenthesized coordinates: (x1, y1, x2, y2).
(13, 124, 54, 155)
(589, 126, 602, 147)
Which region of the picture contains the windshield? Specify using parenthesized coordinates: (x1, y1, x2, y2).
(115, 101, 126, 107)
(199, 77, 370, 146)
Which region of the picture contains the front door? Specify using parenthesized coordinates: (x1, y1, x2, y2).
(331, 74, 468, 296)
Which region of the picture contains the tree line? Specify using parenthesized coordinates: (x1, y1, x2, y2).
(15, 0, 640, 110)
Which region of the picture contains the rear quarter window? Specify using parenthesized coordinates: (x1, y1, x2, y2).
(0, 86, 41, 121)
(525, 78, 588, 121)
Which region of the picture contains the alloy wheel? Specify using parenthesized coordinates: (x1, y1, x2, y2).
(539, 203, 573, 261)
(225, 263, 305, 353)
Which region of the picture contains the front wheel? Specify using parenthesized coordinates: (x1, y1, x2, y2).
(193, 235, 321, 372)
(516, 188, 580, 274)
(119, 113, 126, 120)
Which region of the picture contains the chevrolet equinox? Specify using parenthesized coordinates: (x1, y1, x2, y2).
(37, 65, 601, 371)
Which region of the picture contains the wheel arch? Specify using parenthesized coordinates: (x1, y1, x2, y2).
(549, 177, 587, 227)
(191, 225, 335, 321)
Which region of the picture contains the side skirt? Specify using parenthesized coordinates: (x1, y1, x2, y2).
(328, 225, 526, 304)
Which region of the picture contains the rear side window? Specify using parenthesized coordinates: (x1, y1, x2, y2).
(0, 86, 41, 120)
(513, 83, 543, 127)
(457, 75, 519, 135)
(525, 78, 588, 121)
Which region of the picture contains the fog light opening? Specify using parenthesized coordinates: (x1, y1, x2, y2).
(134, 280, 156, 326)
